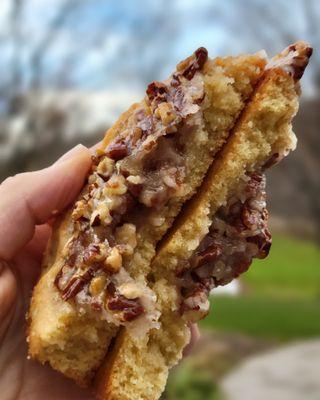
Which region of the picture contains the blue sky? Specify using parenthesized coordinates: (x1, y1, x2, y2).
(0, 0, 318, 95)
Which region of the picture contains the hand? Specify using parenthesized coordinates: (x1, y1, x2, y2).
(0, 144, 199, 400)
(0, 145, 94, 400)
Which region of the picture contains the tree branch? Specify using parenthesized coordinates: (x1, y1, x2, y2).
(29, 0, 77, 89)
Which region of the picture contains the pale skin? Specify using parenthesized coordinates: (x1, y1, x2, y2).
(0, 145, 199, 400)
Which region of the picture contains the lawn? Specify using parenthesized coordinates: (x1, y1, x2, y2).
(200, 295, 320, 341)
(242, 234, 320, 299)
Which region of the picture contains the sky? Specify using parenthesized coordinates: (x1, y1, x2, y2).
(0, 0, 318, 95)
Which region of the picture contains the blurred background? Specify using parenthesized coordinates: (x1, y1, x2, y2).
(0, 0, 319, 399)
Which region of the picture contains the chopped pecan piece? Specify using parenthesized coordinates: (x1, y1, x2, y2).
(107, 283, 144, 322)
(91, 152, 104, 167)
(89, 275, 107, 296)
(105, 174, 127, 195)
(182, 47, 208, 80)
(72, 200, 88, 221)
(126, 175, 143, 198)
(61, 266, 97, 301)
(83, 243, 101, 263)
(115, 223, 137, 256)
(118, 282, 141, 299)
(91, 203, 112, 226)
(287, 44, 313, 80)
(194, 244, 222, 268)
(106, 140, 129, 160)
(96, 157, 115, 180)
(181, 285, 210, 322)
(91, 301, 102, 311)
(245, 172, 263, 198)
(131, 127, 143, 146)
(247, 231, 272, 259)
(146, 81, 168, 103)
(172, 86, 185, 112)
(104, 247, 122, 273)
(155, 102, 175, 125)
(170, 73, 181, 88)
(242, 202, 261, 229)
(137, 113, 154, 137)
(262, 153, 280, 170)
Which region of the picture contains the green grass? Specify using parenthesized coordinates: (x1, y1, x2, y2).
(243, 234, 320, 299)
(163, 365, 222, 400)
(200, 295, 320, 341)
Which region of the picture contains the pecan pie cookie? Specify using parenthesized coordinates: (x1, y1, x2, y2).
(27, 42, 312, 400)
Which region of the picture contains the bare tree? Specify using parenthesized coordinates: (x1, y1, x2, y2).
(0, 0, 82, 180)
(0, 0, 24, 114)
(10, 0, 23, 97)
(29, 0, 78, 90)
(0, 0, 87, 116)
(241, 0, 320, 239)
(1, 0, 319, 243)
(303, 0, 320, 87)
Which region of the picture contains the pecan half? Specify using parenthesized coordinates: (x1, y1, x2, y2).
(194, 244, 222, 268)
(170, 73, 181, 88)
(248, 231, 272, 259)
(83, 243, 101, 263)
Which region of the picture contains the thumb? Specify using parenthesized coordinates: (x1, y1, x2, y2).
(0, 145, 91, 261)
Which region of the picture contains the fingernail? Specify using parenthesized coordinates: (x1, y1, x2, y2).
(55, 144, 89, 164)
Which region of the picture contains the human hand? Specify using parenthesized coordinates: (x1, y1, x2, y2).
(0, 145, 94, 400)
(0, 144, 199, 400)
